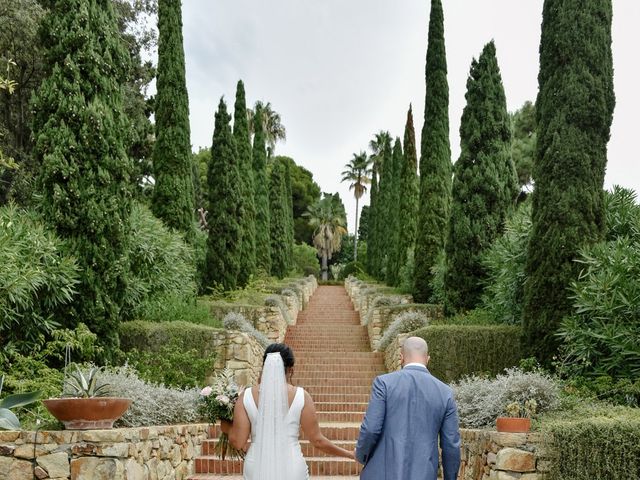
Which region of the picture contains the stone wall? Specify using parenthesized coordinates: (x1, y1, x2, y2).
(215, 331, 265, 387)
(368, 304, 443, 351)
(0, 424, 209, 480)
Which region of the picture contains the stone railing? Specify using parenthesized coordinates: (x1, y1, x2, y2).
(0, 424, 209, 480)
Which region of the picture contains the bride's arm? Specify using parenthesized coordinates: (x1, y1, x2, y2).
(300, 391, 355, 460)
(225, 391, 251, 450)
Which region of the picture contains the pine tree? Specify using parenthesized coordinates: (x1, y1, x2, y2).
(444, 41, 518, 313)
(204, 98, 242, 291)
(252, 104, 271, 273)
(376, 139, 394, 278)
(233, 80, 256, 286)
(414, 0, 451, 302)
(269, 159, 289, 278)
(385, 137, 404, 285)
(151, 0, 194, 236)
(32, 0, 133, 354)
(523, 0, 615, 363)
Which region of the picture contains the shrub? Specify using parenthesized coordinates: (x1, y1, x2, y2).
(564, 374, 640, 407)
(413, 325, 523, 383)
(397, 247, 415, 294)
(292, 242, 320, 276)
(222, 312, 270, 348)
(123, 203, 198, 319)
(101, 366, 202, 427)
(135, 294, 217, 327)
(481, 202, 531, 324)
(264, 294, 293, 325)
(364, 295, 405, 325)
(377, 311, 430, 352)
(433, 308, 496, 326)
(453, 367, 561, 428)
(428, 250, 446, 304)
(340, 261, 365, 280)
(0, 204, 79, 354)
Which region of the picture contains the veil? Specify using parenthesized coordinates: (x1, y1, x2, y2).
(253, 352, 292, 479)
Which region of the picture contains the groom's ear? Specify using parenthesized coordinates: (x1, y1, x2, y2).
(426, 355, 431, 366)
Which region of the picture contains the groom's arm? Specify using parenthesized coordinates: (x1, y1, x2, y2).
(440, 394, 461, 480)
(355, 376, 386, 465)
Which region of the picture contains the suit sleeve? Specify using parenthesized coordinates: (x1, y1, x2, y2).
(440, 393, 461, 480)
(355, 376, 386, 465)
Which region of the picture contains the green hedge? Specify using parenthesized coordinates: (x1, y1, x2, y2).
(545, 412, 640, 480)
(412, 325, 523, 383)
(120, 320, 223, 356)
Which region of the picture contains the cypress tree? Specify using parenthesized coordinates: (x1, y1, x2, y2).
(32, 0, 133, 354)
(523, 0, 615, 363)
(269, 159, 289, 278)
(151, 0, 194, 236)
(283, 159, 295, 269)
(252, 104, 271, 273)
(444, 41, 518, 313)
(204, 98, 242, 291)
(233, 80, 256, 286)
(385, 137, 404, 285)
(414, 0, 452, 302)
(375, 139, 394, 278)
(366, 165, 379, 276)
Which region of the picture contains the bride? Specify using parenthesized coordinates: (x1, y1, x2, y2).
(221, 343, 355, 479)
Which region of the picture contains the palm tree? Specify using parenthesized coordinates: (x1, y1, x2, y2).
(369, 130, 392, 171)
(341, 151, 371, 262)
(303, 196, 347, 280)
(248, 101, 286, 157)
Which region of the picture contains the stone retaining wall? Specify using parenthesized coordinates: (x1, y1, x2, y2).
(0, 424, 209, 480)
(217, 331, 265, 387)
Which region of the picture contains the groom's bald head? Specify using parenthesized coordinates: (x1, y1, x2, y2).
(401, 337, 430, 367)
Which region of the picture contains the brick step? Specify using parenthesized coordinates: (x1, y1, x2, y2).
(294, 365, 383, 373)
(308, 393, 371, 403)
(303, 385, 371, 395)
(203, 439, 358, 458)
(195, 456, 361, 476)
(295, 378, 373, 387)
(289, 347, 371, 353)
(295, 352, 382, 359)
(317, 411, 365, 423)
(315, 402, 368, 413)
(292, 371, 381, 380)
(208, 423, 362, 442)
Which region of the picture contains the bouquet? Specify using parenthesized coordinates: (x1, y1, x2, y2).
(199, 369, 245, 460)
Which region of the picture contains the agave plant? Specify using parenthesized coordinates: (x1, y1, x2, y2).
(63, 365, 110, 398)
(0, 375, 41, 430)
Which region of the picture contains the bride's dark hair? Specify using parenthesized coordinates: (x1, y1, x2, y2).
(263, 343, 295, 368)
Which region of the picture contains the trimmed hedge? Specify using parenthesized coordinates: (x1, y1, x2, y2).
(412, 325, 523, 383)
(120, 320, 223, 356)
(545, 411, 640, 480)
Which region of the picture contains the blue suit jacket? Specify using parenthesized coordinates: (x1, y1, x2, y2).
(355, 365, 461, 480)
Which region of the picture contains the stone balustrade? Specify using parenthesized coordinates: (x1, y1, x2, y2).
(0, 424, 209, 480)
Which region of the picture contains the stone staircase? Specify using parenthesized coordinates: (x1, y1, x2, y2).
(188, 286, 385, 479)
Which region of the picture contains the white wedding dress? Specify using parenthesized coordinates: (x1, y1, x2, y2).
(242, 353, 310, 480)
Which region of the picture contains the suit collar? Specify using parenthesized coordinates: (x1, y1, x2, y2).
(403, 364, 430, 374)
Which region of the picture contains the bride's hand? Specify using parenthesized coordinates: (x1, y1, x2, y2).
(345, 448, 356, 460)
(220, 419, 232, 435)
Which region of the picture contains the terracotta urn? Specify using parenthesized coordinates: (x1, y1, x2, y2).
(496, 416, 531, 433)
(43, 397, 131, 430)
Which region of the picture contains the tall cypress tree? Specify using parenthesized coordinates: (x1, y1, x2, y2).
(204, 98, 242, 291)
(151, 0, 194, 236)
(233, 80, 256, 286)
(32, 0, 133, 354)
(269, 159, 289, 278)
(390, 105, 419, 287)
(385, 137, 404, 285)
(283, 159, 295, 269)
(414, 0, 451, 302)
(252, 104, 271, 273)
(444, 41, 518, 313)
(366, 165, 379, 276)
(523, 0, 615, 363)
(376, 139, 394, 278)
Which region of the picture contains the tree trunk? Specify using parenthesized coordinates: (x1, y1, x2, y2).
(354, 197, 359, 262)
(321, 252, 328, 281)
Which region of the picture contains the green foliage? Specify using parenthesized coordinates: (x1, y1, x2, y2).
(33, 0, 134, 356)
(192, 147, 210, 209)
(134, 294, 216, 326)
(222, 312, 270, 348)
(366, 131, 391, 278)
(123, 202, 197, 319)
(340, 262, 365, 280)
(564, 375, 640, 407)
(292, 243, 320, 276)
(414, 0, 451, 303)
(269, 159, 291, 278)
(358, 205, 370, 241)
(376, 138, 394, 279)
(0, 376, 41, 430)
(510, 101, 536, 191)
(413, 324, 523, 383)
(481, 202, 531, 324)
(234, 80, 257, 286)
(523, 0, 615, 364)
(252, 104, 271, 273)
(378, 311, 430, 352)
(0, 204, 79, 354)
(385, 138, 404, 285)
(151, 0, 194, 235)
(428, 250, 446, 304)
(63, 365, 109, 398)
(205, 98, 242, 291)
(444, 41, 518, 313)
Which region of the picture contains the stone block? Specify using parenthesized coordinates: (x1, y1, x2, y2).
(70, 457, 125, 480)
(34, 465, 48, 479)
(96, 442, 130, 458)
(0, 444, 16, 455)
(13, 443, 55, 459)
(5, 458, 34, 480)
(495, 447, 536, 473)
(487, 452, 497, 465)
(36, 452, 70, 478)
(0, 432, 20, 442)
(125, 458, 145, 480)
(81, 430, 126, 443)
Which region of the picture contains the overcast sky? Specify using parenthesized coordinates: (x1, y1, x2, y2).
(179, 0, 639, 234)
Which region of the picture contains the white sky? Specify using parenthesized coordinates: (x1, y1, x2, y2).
(179, 0, 639, 234)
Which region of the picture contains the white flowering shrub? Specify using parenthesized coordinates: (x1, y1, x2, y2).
(222, 312, 270, 347)
(364, 295, 405, 325)
(101, 366, 202, 427)
(265, 294, 293, 325)
(376, 311, 429, 352)
(452, 367, 561, 428)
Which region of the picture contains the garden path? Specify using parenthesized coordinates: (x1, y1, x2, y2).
(188, 285, 385, 479)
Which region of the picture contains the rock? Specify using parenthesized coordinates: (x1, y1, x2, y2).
(495, 447, 536, 473)
(36, 452, 70, 478)
(125, 458, 145, 480)
(81, 430, 125, 443)
(70, 457, 125, 480)
(0, 444, 16, 456)
(0, 432, 20, 442)
(487, 452, 498, 465)
(96, 442, 129, 458)
(169, 445, 181, 467)
(13, 443, 54, 459)
(0, 456, 12, 477)
(7, 458, 34, 480)
(34, 466, 48, 479)
(174, 461, 188, 480)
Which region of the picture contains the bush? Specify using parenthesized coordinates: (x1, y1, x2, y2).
(453, 367, 561, 428)
(292, 243, 320, 276)
(413, 325, 523, 383)
(564, 374, 640, 407)
(481, 202, 531, 324)
(433, 308, 496, 326)
(123, 202, 198, 320)
(340, 261, 365, 280)
(397, 247, 415, 294)
(428, 250, 446, 304)
(377, 311, 430, 352)
(0, 204, 79, 354)
(135, 294, 217, 327)
(222, 312, 270, 348)
(101, 366, 202, 427)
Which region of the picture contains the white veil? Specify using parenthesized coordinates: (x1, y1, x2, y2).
(253, 352, 292, 479)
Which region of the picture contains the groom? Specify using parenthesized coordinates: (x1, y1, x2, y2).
(355, 336, 461, 480)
